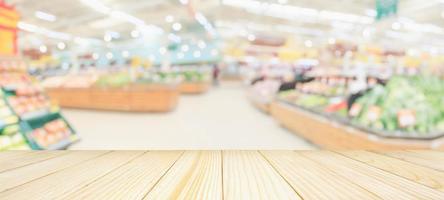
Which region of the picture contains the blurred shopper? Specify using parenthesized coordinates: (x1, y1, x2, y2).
(213, 64, 220, 86)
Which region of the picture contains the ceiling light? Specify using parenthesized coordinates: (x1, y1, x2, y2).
(92, 53, 99, 60)
(172, 22, 182, 31)
(193, 51, 201, 58)
(247, 34, 256, 41)
(35, 11, 57, 22)
(304, 40, 313, 47)
(57, 42, 66, 50)
(159, 47, 167, 55)
(181, 45, 189, 52)
(39, 45, 47, 53)
(198, 40, 206, 49)
(392, 22, 401, 30)
(179, 0, 188, 5)
(131, 30, 140, 38)
(106, 52, 113, 59)
(122, 51, 130, 58)
(165, 15, 174, 23)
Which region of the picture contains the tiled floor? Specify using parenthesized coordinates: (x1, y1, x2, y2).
(65, 82, 314, 150)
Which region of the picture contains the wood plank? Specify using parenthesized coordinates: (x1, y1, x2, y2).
(338, 150, 444, 192)
(0, 151, 34, 161)
(299, 151, 444, 199)
(0, 151, 144, 200)
(261, 151, 380, 199)
(0, 151, 67, 173)
(0, 151, 108, 192)
(62, 151, 183, 200)
(379, 151, 444, 172)
(145, 151, 222, 200)
(223, 151, 300, 200)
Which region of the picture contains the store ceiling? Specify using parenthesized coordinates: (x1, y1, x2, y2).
(6, 0, 444, 49)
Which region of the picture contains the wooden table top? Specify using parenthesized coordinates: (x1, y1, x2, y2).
(0, 150, 443, 199)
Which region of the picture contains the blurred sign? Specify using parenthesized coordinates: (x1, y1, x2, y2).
(376, 0, 398, 20)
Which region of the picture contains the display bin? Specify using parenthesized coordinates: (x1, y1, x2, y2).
(20, 112, 79, 150)
(46, 84, 180, 112)
(270, 100, 444, 150)
(178, 82, 211, 94)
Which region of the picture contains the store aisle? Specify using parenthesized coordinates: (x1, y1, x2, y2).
(66, 82, 315, 150)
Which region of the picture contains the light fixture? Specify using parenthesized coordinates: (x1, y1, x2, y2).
(172, 22, 182, 31)
(165, 15, 174, 23)
(92, 53, 99, 60)
(122, 51, 130, 58)
(391, 22, 401, 30)
(247, 34, 256, 41)
(198, 40, 206, 49)
(57, 42, 66, 50)
(131, 30, 140, 38)
(304, 40, 313, 47)
(35, 11, 57, 22)
(159, 47, 167, 55)
(39, 45, 47, 53)
(193, 51, 201, 58)
(181, 44, 189, 52)
(106, 52, 114, 59)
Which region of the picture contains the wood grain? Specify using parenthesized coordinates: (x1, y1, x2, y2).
(261, 150, 380, 199)
(379, 150, 444, 172)
(223, 151, 300, 199)
(63, 151, 183, 200)
(0, 150, 443, 199)
(0, 151, 66, 173)
(145, 151, 223, 200)
(0, 151, 107, 192)
(338, 150, 444, 191)
(0, 151, 143, 200)
(299, 151, 444, 199)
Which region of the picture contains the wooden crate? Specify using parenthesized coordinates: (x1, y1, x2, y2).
(45, 84, 180, 112)
(178, 82, 210, 94)
(270, 101, 444, 150)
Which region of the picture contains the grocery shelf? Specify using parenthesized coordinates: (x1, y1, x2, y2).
(0, 150, 443, 199)
(270, 101, 444, 150)
(46, 84, 180, 112)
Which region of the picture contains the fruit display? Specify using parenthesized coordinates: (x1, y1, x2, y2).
(28, 118, 73, 149)
(296, 76, 349, 97)
(0, 58, 78, 150)
(349, 75, 444, 136)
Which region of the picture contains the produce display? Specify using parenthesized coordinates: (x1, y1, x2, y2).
(0, 58, 78, 150)
(296, 76, 349, 97)
(29, 118, 74, 149)
(350, 76, 444, 137)
(278, 74, 444, 138)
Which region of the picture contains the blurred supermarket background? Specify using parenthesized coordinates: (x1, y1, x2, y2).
(1, 0, 444, 150)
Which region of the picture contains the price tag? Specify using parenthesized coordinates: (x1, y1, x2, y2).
(367, 106, 381, 122)
(398, 109, 416, 127)
(349, 103, 362, 117)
